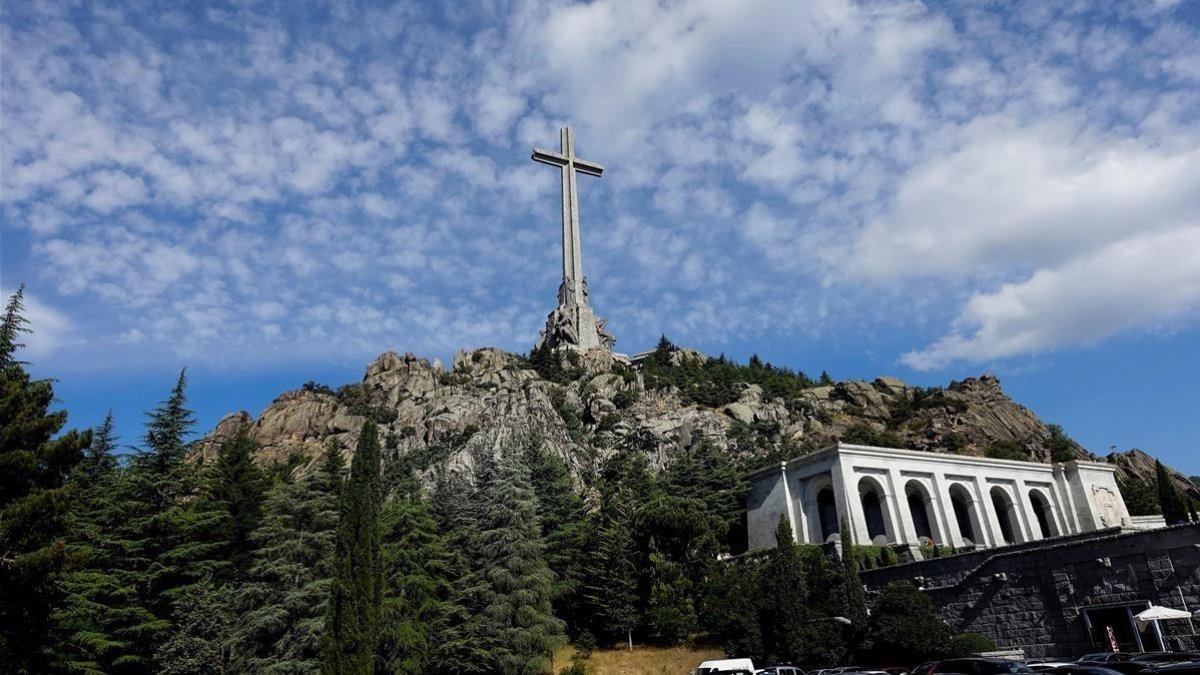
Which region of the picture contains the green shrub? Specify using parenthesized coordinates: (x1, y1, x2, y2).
(984, 439, 1027, 461)
(948, 631, 998, 656)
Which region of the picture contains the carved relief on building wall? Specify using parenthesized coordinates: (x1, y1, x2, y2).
(1091, 485, 1128, 528)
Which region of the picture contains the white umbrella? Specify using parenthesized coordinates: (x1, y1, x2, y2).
(1135, 606, 1192, 621)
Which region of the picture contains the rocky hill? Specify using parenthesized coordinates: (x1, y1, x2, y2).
(196, 345, 1199, 504)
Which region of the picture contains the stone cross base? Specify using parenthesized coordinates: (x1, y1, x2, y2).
(537, 303, 615, 352)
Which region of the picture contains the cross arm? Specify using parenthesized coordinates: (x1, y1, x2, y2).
(573, 158, 604, 177)
(532, 148, 568, 167)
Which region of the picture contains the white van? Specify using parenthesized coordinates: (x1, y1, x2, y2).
(697, 658, 756, 674)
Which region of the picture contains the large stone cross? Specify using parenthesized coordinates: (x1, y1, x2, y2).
(531, 127, 615, 351)
(532, 127, 603, 308)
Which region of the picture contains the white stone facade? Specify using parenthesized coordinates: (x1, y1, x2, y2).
(746, 442, 1134, 552)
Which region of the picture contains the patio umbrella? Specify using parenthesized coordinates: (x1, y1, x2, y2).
(1135, 606, 1192, 621)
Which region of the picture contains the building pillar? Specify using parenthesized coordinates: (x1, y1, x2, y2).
(1015, 479, 1042, 541)
(830, 458, 865, 545)
(780, 465, 798, 544)
(976, 479, 1003, 547)
(888, 468, 918, 544)
(930, 474, 958, 548)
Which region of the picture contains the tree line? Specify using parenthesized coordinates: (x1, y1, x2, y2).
(4, 286, 998, 674)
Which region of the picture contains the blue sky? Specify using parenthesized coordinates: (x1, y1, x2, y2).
(2, 1, 1198, 473)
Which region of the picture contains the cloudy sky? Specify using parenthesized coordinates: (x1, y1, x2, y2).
(3, 1, 1198, 471)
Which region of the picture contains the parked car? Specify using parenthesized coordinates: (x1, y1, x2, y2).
(1042, 665, 1125, 675)
(698, 658, 757, 674)
(1146, 664, 1200, 675)
(1078, 655, 1134, 664)
(1131, 654, 1200, 664)
(1028, 664, 1075, 672)
(757, 667, 804, 675)
(910, 662, 937, 675)
(930, 658, 1036, 675)
(1095, 662, 1156, 675)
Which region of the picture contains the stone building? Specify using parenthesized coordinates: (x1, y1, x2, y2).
(746, 442, 1150, 552)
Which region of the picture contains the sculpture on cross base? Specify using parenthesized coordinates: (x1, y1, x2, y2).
(531, 127, 616, 352)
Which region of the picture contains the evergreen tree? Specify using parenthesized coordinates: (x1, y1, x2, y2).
(378, 466, 447, 674)
(585, 486, 640, 650)
(324, 421, 384, 674)
(698, 560, 762, 659)
(522, 440, 589, 636)
(759, 516, 809, 664)
(836, 519, 869, 642)
(1155, 460, 1189, 525)
(643, 544, 695, 644)
(234, 448, 341, 674)
(206, 431, 267, 579)
(104, 370, 226, 673)
(52, 413, 148, 674)
(474, 449, 565, 674)
(155, 580, 235, 675)
(819, 370, 834, 386)
(429, 470, 490, 674)
(0, 285, 92, 673)
(863, 581, 951, 663)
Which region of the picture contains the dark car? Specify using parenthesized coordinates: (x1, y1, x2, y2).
(1044, 666, 1124, 675)
(1131, 654, 1200, 664)
(1100, 662, 1157, 675)
(1079, 655, 1134, 664)
(931, 659, 1035, 675)
(1146, 665, 1200, 675)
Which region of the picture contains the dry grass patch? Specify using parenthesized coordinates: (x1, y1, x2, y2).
(551, 643, 726, 674)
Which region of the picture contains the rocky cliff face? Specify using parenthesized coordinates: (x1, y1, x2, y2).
(194, 346, 1199, 501)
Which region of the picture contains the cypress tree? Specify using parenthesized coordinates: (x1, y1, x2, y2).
(760, 516, 809, 664)
(474, 449, 565, 674)
(1155, 460, 1189, 525)
(378, 467, 447, 674)
(234, 447, 341, 673)
(324, 421, 384, 674)
(0, 285, 92, 672)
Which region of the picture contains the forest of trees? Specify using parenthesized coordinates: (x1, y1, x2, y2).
(0, 286, 1049, 674)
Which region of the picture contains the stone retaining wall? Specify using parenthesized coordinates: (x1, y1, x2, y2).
(860, 523, 1200, 658)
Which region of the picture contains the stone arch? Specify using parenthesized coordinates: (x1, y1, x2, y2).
(1028, 488, 1058, 539)
(858, 475, 895, 543)
(905, 480, 937, 543)
(990, 486, 1023, 545)
(948, 483, 983, 547)
(804, 474, 840, 543)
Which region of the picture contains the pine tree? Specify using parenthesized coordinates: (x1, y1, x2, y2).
(155, 580, 235, 675)
(0, 285, 92, 672)
(429, 470, 490, 674)
(760, 516, 809, 664)
(643, 543, 695, 645)
(52, 413, 148, 674)
(474, 449, 565, 674)
(522, 440, 589, 636)
(206, 431, 267, 579)
(102, 369, 222, 673)
(233, 448, 341, 673)
(585, 487, 641, 650)
(378, 466, 447, 674)
(1155, 460, 1189, 525)
(324, 421, 384, 674)
(864, 581, 951, 662)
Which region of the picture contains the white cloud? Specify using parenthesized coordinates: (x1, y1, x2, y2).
(902, 226, 1200, 370)
(848, 115, 1200, 280)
